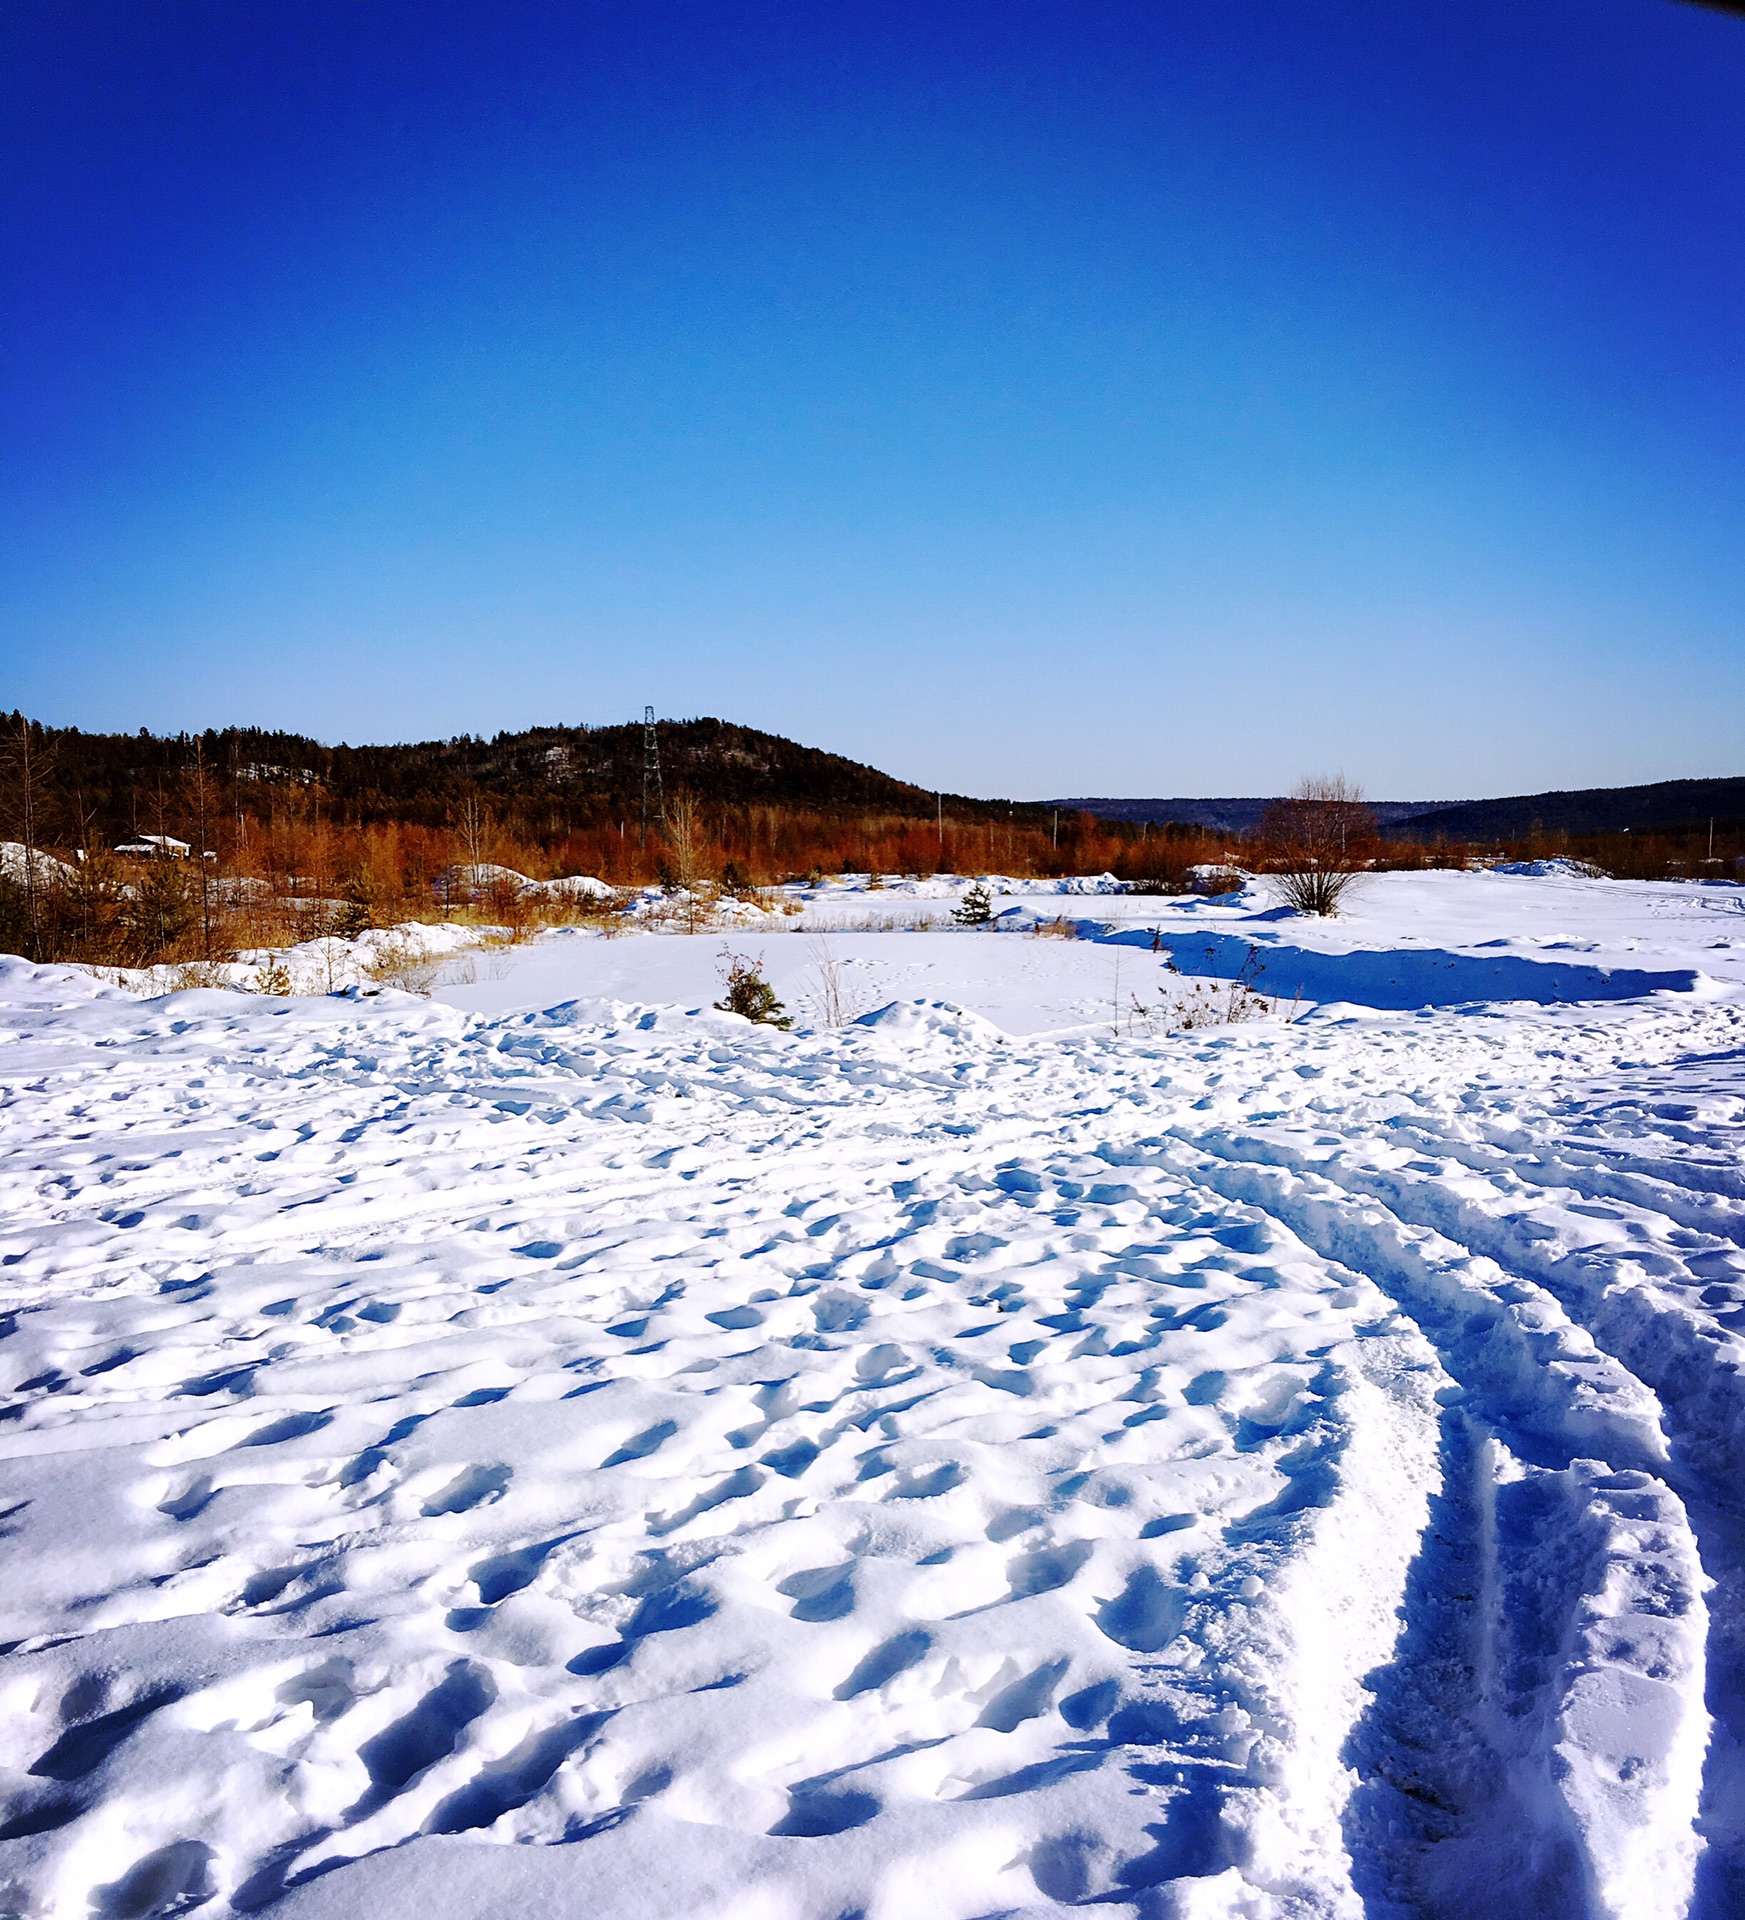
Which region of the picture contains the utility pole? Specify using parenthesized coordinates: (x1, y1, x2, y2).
(937, 792, 944, 860)
(641, 706, 665, 847)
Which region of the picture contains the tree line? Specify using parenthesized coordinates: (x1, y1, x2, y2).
(1, 715, 1735, 969)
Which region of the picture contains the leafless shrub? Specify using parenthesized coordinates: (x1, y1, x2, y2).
(1, 717, 56, 960)
(163, 959, 232, 993)
(1030, 915, 1083, 940)
(1260, 776, 1376, 917)
(363, 935, 446, 996)
(483, 874, 537, 942)
(653, 793, 720, 933)
(458, 794, 496, 872)
(800, 937, 875, 1028)
(646, 891, 719, 936)
(309, 937, 349, 995)
(798, 909, 940, 934)
(1120, 946, 1281, 1035)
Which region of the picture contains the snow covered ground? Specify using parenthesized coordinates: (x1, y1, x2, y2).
(2, 871, 1744, 1919)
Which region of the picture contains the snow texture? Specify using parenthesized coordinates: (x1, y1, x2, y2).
(0, 843, 78, 888)
(1, 872, 1743, 1918)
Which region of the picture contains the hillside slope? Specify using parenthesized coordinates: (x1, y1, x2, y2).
(9, 715, 1036, 840)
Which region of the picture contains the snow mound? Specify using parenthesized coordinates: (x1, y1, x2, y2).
(443, 861, 536, 893)
(0, 840, 78, 887)
(806, 872, 1128, 899)
(442, 865, 614, 900)
(1490, 858, 1609, 879)
(852, 996, 1007, 1045)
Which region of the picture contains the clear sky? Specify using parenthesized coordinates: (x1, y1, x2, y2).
(3, 0, 1742, 801)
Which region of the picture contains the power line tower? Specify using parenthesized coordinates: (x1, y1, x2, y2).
(641, 705, 665, 845)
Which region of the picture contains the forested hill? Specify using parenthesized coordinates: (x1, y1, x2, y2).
(1055, 777, 1745, 841)
(1391, 776, 1745, 841)
(10, 715, 1038, 837)
(1049, 796, 1453, 834)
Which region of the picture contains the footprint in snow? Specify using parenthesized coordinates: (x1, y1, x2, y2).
(421, 1462, 512, 1516)
(91, 1839, 215, 1920)
(1095, 1565, 1185, 1654)
(351, 1661, 495, 1815)
(770, 1786, 881, 1838)
(1005, 1540, 1093, 1599)
(834, 1629, 930, 1700)
(977, 1658, 1070, 1733)
(777, 1563, 856, 1624)
(601, 1420, 677, 1468)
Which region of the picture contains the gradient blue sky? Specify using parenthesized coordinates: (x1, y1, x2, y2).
(3, 0, 1742, 799)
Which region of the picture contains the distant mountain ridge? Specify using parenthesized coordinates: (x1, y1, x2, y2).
(1048, 796, 1453, 834)
(1392, 777, 1745, 841)
(1052, 776, 1745, 840)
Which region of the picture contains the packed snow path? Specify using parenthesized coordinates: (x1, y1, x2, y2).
(0, 961, 1742, 1918)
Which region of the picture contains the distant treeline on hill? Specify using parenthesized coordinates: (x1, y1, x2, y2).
(23, 715, 1007, 833)
(1054, 776, 1745, 841)
(1389, 777, 1745, 842)
(1051, 796, 1456, 834)
(0, 712, 1232, 907)
(2, 713, 1739, 975)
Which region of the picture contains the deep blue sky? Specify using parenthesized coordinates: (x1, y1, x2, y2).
(3, 1, 1742, 799)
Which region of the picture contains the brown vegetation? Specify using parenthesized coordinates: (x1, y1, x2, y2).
(2, 712, 1741, 972)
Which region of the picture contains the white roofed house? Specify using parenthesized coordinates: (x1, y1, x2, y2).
(114, 834, 192, 858)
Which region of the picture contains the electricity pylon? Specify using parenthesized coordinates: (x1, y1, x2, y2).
(641, 705, 665, 845)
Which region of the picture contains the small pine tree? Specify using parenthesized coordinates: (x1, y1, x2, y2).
(715, 949, 792, 1028)
(126, 853, 197, 961)
(953, 880, 994, 927)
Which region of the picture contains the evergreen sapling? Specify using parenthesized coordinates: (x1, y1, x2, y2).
(715, 949, 792, 1028)
(953, 881, 994, 928)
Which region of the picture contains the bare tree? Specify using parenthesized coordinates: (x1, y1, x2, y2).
(661, 792, 716, 933)
(1, 715, 56, 960)
(458, 794, 496, 879)
(663, 792, 703, 889)
(1260, 775, 1376, 916)
(185, 738, 218, 959)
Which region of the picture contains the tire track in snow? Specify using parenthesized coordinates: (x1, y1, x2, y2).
(1147, 1112, 1722, 1918)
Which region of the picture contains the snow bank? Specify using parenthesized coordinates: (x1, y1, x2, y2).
(1490, 858, 1609, 879)
(0, 840, 78, 887)
(442, 864, 614, 899)
(851, 996, 1008, 1046)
